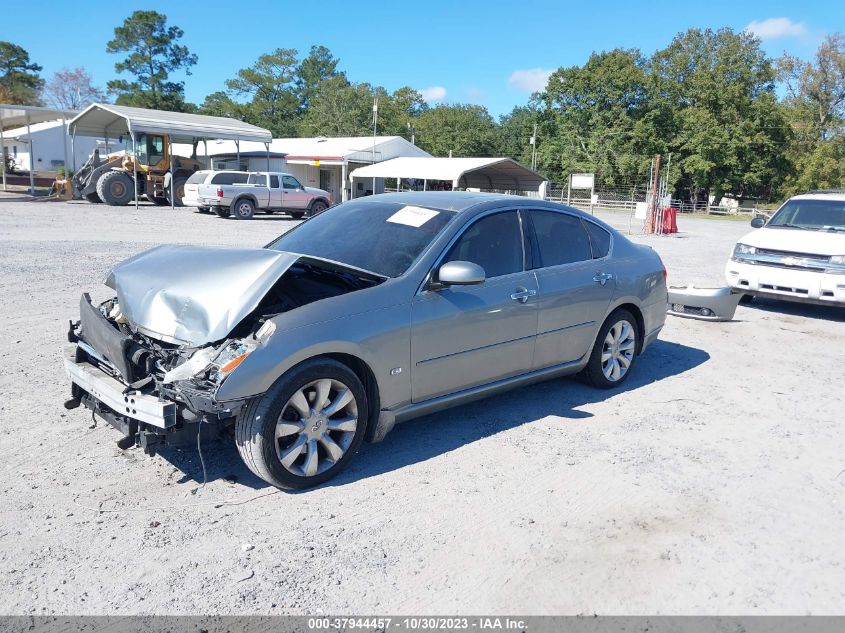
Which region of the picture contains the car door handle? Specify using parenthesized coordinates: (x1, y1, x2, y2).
(593, 272, 614, 285)
(510, 287, 537, 303)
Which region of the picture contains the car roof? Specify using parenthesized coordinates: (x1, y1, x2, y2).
(362, 191, 550, 213)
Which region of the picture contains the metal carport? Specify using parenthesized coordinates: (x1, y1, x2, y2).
(347, 156, 546, 196)
(67, 103, 272, 208)
(1, 104, 77, 193)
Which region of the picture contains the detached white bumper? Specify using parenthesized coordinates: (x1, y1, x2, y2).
(725, 260, 845, 305)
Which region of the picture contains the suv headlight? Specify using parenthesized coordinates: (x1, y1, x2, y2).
(826, 255, 845, 274)
(830, 255, 845, 265)
(209, 340, 258, 383)
(733, 243, 756, 258)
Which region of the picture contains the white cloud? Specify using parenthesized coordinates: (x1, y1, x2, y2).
(508, 68, 554, 93)
(745, 17, 807, 41)
(419, 86, 447, 103)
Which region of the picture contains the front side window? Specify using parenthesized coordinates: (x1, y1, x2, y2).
(444, 211, 524, 278)
(283, 176, 302, 190)
(530, 210, 592, 267)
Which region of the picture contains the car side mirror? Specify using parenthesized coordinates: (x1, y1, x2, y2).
(750, 217, 765, 228)
(435, 261, 486, 288)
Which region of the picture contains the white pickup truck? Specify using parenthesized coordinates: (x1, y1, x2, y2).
(196, 171, 332, 220)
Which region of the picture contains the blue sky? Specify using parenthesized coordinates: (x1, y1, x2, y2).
(6, 0, 842, 117)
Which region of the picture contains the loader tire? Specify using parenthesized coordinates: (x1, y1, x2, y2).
(84, 192, 102, 203)
(96, 171, 135, 206)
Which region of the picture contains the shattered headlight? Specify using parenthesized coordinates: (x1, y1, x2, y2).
(208, 340, 258, 383)
(733, 243, 756, 259)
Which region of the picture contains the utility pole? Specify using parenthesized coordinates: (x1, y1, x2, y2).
(529, 123, 537, 171)
(372, 98, 378, 194)
(645, 153, 661, 234)
(407, 121, 415, 146)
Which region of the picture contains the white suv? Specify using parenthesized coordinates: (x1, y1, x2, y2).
(725, 191, 845, 306)
(182, 170, 250, 211)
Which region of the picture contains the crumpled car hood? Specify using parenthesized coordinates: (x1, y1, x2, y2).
(105, 245, 299, 346)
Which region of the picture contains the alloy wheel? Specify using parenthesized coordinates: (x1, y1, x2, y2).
(601, 319, 636, 382)
(275, 378, 358, 477)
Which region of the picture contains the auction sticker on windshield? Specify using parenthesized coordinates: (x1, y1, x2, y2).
(387, 206, 440, 228)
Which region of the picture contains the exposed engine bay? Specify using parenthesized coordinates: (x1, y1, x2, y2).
(65, 250, 383, 454)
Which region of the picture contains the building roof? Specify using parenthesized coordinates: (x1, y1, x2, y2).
(348, 156, 546, 191)
(68, 103, 272, 144)
(206, 135, 430, 162)
(0, 119, 68, 139)
(0, 104, 77, 130)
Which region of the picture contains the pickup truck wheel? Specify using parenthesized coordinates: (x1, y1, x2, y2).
(290, 211, 305, 219)
(235, 359, 368, 490)
(96, 171, 135, 206)
(582, 309, 639, 389)
(215, 207, 231, 218)
(195, 206, 210, 214)
(309, 200, 328, 216)
(233, 198, 255, 220)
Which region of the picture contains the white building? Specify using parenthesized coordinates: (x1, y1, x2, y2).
(203, 136, 430, 202)
(1, 119, 125, 174)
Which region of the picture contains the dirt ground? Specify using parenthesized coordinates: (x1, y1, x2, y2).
(1, 194, 843, 615)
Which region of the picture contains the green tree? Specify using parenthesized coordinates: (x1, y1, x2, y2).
(542, 48, 652, 186)
(295, 45, 343, 111)
(415, 104, 498, 156)
(0, 41, 43, 105)
(299, 76, 374, 136)
(226, 48, 301, 136)
(650, 28, 789, 201)
(106, 10, 197, 111)
(198, 90, 243, 119)
(777, 34, 845, 193)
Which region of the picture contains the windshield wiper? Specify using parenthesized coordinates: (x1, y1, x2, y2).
(772, 223, 817, 231)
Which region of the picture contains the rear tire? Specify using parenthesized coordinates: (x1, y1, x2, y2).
(233, 198, 255, 220)
(290, 211, 305, 220)
(147, 194, 169, 206)
(84, 192, 101, 203)
(235, 359, 368, 490)
(739, 293, 755, 305)
(215, 207, 231, 218)
(96, 171, 134, 206)
(583, 308, 639, 389)
(308, 200, 328, 216)
(196, 206, 210, 214)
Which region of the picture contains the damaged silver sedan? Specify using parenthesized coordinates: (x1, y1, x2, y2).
(64, 192, 667, 489)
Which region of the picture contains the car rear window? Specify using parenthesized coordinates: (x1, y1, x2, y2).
(186, 171, 209, 185)
(211, 172, 249, 185)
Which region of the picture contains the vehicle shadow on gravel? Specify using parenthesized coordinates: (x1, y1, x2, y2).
(747, 298, 845, 323)
(158, 339, 709, 491)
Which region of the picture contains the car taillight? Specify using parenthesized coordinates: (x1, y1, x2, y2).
(217, 187, 223, 198)
(662, 263, 668, 281)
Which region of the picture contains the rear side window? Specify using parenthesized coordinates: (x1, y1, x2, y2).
(186, 171, 208, 185)
(248, 174, 268, 186)
(211, 172, 249, 185)
(270, 175, 280, 188)
(530, 210, 592, 267)
(584, 221, 611, 258)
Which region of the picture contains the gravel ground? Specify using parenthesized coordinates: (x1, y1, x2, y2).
(1, 195, 843, 615)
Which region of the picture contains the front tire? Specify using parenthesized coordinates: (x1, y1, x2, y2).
(308, 200, 328, 216)
(96, 171, 134, 206)
(235, 359, 368, 490)
(166, 176, 187, 207)
(583, 309, 639, 388)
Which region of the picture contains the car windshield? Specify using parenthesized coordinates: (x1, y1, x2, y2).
(266, 200, 457, 277)
(768, 199, 845, 231)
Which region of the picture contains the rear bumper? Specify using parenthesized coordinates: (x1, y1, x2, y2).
(725, 260, 845, 305)
(64, 345, 176, 429)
